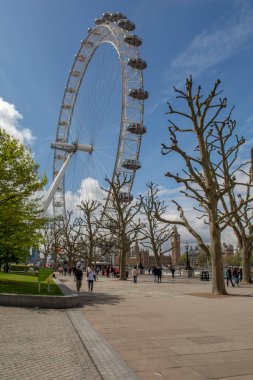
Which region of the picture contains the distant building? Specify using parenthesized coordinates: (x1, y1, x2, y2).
(188, 245, 200, 267)
(222, 244, 234, 258)
(31, 248, 40, 263)
(128, 241, 171, 268)
(171, 226, 181, 265)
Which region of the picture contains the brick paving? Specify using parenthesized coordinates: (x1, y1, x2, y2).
(0, 306, 101, 380)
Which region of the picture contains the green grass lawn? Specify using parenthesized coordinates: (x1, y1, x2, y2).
(0, 272, 63, 296)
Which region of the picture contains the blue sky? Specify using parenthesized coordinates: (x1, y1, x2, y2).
(1, 0, 253, 245)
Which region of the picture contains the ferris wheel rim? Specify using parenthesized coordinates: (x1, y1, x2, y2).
(52, 15, 147, 217)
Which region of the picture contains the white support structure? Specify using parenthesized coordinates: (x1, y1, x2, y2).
(42, 153, 73, 216)
(51, 142, 93, 153)
(43, 142, 94, 216)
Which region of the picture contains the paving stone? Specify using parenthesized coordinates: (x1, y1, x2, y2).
(0, 306, 101, 380)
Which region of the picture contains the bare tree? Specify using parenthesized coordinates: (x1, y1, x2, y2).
(218, 156, 253, 283)
(40, 217, 62, 269)
(157, 77, 246, 295)
(58, 211, 82, 267)
(77, 199, 102, 266)
(138, 182, 173, 266)
(100, 174, 145, 280)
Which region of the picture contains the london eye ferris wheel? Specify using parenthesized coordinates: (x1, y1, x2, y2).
(43, 12, 148, 218)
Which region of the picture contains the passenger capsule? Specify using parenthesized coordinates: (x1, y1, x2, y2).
(102, 12, 112, 22)
(62, 104, 71, 110)
(66, 87, 76, 93)
(124, 34, 142, 47)
(97, 241, 114, 250)
(122, 159, 141, 170)
(127, 123, 147, 135)
(106, 221, 118, 230)
(53, 201, 63, 207)
(119, 192, 134, 202)
(118, 19, 135, 32)
(109, 12, 127, 22)
(127, 57, 147, 70)
(128, 88, 149, 100)
(83, 40, 94, 48)
(71, 70, 81, 77)
(109, 12, 118, 22)
(56, 137, 66, 142)
(87, 27, 100, 36)
(95, 18, 104, 25)
(77, 54, 86, 62)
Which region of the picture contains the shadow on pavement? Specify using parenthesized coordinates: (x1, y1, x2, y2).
(188, 292, 253, 298)
(77, 292, 123, 307)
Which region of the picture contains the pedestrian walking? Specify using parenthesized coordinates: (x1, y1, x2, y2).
(169, 265, 175, 278)
(75, 265, 83, 292)
(233, 267, 240, 287)
(157, 267, 162, 283)
(131, 266, 139, 284)
(87, 265, 96, 292)
(152, 266, 158, 282)
(225, 267, 234, 287)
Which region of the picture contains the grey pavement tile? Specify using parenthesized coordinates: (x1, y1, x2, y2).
(67, 309, 140, 380)
(173, 348, 253, 366)
(221, 377, 253, 380)
(194, 360, 253, 379)
(160, 367, 206, 380)
(127, 357, 178, 372)
(137, 371, 165, 379)
(187, 336, 231, 344)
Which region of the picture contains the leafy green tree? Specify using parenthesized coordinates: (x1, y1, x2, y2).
(0, 129, 47, 270)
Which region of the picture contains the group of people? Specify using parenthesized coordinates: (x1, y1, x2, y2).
(74, 265, 97, 292)
(225, 267, 241, 287)
(147, 266, 163, 282)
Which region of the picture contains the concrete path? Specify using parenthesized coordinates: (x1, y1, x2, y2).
(62, 273, 253, 380)
(1, 273, 253, 380)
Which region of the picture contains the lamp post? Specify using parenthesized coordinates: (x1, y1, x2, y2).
(185, 243, 190, 270)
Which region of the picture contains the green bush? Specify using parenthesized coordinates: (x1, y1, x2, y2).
(9, 264, 29, 272)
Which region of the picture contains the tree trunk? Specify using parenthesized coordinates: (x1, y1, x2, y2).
(119, 249, 127, 280)
(241, 241, 252, 284)
(153, 249, 161, 267)
(210, 222, 227, 295)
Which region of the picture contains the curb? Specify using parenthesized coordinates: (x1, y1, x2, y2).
(0, 279, 82, 309)
(0, 293, 84, 308)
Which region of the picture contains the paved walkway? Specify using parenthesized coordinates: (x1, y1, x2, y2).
(63, 273, 253, 380)
(1, 273, 253, 380)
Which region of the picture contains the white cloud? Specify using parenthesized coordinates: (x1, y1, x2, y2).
(166, 1, 253, 84)
(162, 201, 237, 248)
(65, 177, 105, 217)
(0, 97, 35, 144)
(246, 116, 253, 124)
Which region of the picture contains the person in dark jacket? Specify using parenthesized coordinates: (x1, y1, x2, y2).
(226, 267, 234, 287)
(156, 267, 162, 283)
(75, 266, 83, 291)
